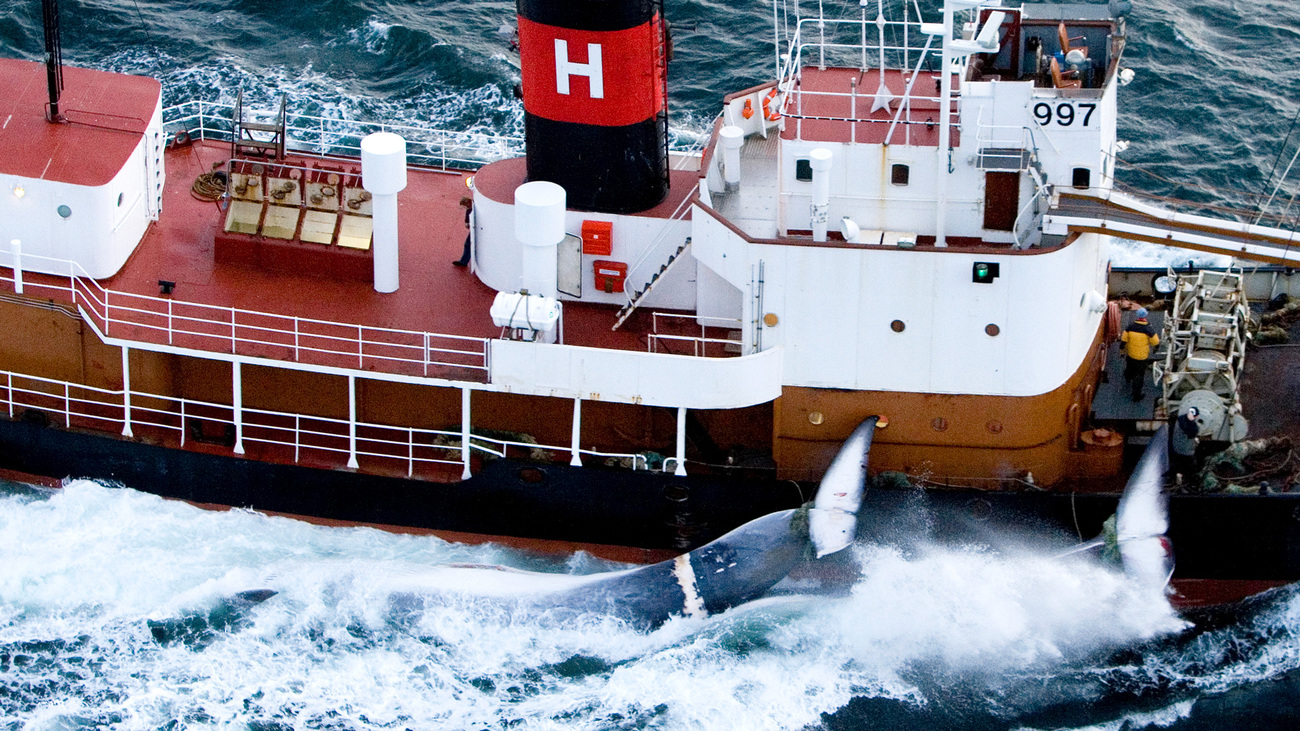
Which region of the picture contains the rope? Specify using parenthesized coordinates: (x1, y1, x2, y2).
(1257, 102, 1300, 218)
(190, 172, 226, 202)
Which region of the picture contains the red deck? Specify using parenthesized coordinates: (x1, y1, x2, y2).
(0, 59, 158, 185)
(89, 140, 682, 379)
(781, 67, 959, 147)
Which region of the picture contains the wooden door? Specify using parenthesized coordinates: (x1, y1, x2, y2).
(983, 171, 1019, 231)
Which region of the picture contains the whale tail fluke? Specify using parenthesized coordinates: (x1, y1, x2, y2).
(809, 417, 879, 558)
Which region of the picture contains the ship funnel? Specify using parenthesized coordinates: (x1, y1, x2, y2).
(516, 0, 669, 213)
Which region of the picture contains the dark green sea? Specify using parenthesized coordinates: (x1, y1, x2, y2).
(2, 2, 1300, 729)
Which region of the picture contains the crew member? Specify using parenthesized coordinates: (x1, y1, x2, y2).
(1120, 307, 1159, 401)
(453, 197, 472, 267)
(1171, 406, 1201, 483)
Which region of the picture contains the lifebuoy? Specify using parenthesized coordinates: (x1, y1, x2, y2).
(172, 130, 192, 147)
(762, 87, 781, 121)
(742, 98, 755, 120)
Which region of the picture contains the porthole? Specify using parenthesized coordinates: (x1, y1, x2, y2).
(57, 205, 72, 219)
(890, 319, 905, 332)
(517, 467, 546, 485)
(891, 164, 910, 186)
(795, 159, 813, 182)
(1072, 167, 1091, 190)
(985, 324, 1000, 337)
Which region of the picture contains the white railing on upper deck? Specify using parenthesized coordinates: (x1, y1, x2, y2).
(0, 368, 654, 477)
(773, 14, 956, 146)
(163, 100, 525, 170)
(647, 313, 744, 358)
(0, 247, 491, 380)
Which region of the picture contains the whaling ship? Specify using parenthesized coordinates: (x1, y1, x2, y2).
(2, 0, 1299, 604)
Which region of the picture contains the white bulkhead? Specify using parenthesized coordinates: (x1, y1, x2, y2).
(1, 97, 164, 280)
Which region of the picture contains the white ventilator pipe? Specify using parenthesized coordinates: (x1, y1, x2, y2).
(361, 132, 408, 293)
(810, 147, 833, 242)
(720, 125, 745, 189)
(514, 181, 566, 298)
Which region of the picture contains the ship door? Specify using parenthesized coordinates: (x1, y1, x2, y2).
(557, 233, 583, 297)
(983, 171, 1019, 231)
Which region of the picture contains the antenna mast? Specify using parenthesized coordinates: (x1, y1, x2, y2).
(41, 0, 65, 122)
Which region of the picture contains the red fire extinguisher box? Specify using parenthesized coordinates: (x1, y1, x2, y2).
(581, 220, 613, 256)
(593, 260, 628, 293)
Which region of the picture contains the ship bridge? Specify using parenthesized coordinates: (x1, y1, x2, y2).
(1044, 189, 1300, 267)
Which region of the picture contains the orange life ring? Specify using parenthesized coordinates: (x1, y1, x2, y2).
(762, 87, 781, 121)
(742, 98, 755, 119)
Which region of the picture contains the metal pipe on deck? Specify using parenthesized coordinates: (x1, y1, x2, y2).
(934, 1, 955, 248)
(361, 132, 408, 294)
(810, 148, 833, 242)
(720, 125, 744, 190)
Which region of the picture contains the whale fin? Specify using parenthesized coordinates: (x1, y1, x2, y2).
(1115, 426, 1174, 589)
(810, 417, 879, 558)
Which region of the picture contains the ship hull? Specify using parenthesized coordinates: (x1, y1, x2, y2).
(2, 413, 1297, 606)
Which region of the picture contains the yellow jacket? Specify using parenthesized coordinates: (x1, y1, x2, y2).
(1121, 319, 1159, 360)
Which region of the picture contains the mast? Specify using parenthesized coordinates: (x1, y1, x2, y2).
(41, 0, 65, 122)
(935, 0, 955, 248)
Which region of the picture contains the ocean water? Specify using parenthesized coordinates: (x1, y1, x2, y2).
(10, 479, 1300, 731)
(3, 1, 1300, 728)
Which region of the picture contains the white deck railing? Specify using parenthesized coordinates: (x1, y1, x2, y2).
(163, 100, 525, 170)
(647, 313, 743, 358)
(0, 248, 491, 379)
(0, 368, 651, 477)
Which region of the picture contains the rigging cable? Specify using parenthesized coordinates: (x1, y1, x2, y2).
(1254, 101, 1300, 225)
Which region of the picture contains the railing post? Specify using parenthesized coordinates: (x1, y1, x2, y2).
(294, 317, 300, 360)
(357, 325, 364, 368)
(231, 311, 237, 353)
(121, 346, 133, 437)
(5, 373, 11, 418)
(460, 387, 472, 480)
(180, 399, 186, 446)
(569, 397, 583, 467)
(407, 427, 414, 477)
(423, 332, 430, 377)
(232, 361, 245, 455)
(167, 300, 174, 345)
(674, 406, 688, 476)
(64, 383, 70, 428)
(347, 374, 359, 469)
(10, 239, 22, 295)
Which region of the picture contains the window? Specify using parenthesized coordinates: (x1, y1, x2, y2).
(795, 159, 813, 182)
(1072, 167, 1091, 190)
(891, 164, 910, 186)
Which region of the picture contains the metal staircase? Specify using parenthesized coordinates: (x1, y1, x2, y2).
(611, 238, 691, 331)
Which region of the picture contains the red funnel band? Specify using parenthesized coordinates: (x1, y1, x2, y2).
(518, 16, 666, 128)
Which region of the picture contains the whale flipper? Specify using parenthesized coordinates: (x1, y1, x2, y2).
(810, 417, 879, 557)
(1116, 426, 1174, 590)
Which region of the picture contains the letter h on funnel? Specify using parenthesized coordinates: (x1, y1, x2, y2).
(554, 39, 603, 98)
